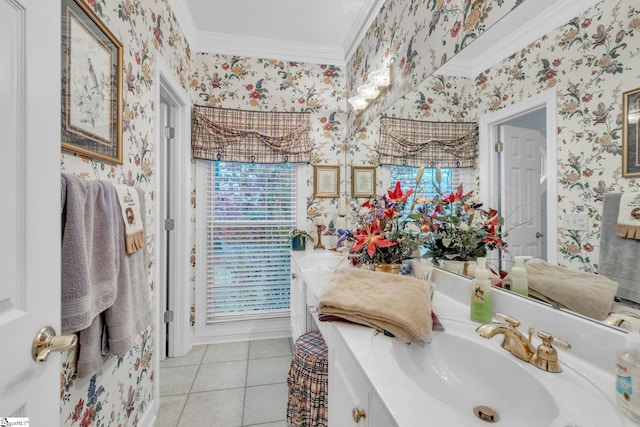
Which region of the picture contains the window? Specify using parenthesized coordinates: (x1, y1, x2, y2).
(389, 165, 469, 215)
(196, 161, 297, 335)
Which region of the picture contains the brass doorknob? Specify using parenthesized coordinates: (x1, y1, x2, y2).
(32, 326, 77, 362)
(352, 407, 366, 423)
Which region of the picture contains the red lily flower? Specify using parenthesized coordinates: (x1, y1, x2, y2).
(361, 199, 376, 210)
(387, 181, 414, 203)
(442, 184, 473, 204)
(350, 218, 397, 259)
(484, 210, 500, 234)
(383, 207, 396, 219)
(483, 235, 505, 249)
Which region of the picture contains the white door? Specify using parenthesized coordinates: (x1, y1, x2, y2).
(500, 125, 546, 263)
(0, 0, 62, 423)
(159, 99, 176, 358)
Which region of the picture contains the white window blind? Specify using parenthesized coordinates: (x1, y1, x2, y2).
(203, 161, 295, 323)
(390, 165, 468, 213)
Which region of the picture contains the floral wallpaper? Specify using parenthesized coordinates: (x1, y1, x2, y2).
(347, 0, 523, 136)
(59, 0, 190, 425)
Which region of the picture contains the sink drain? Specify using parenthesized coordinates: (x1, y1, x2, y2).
(473, 405, 499, 423)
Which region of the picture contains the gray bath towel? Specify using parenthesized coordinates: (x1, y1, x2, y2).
(600, 193, 640, 303)
(62, 174, 152, 377)
(61, 173, 120, 334)
(103, 187, 152, 356)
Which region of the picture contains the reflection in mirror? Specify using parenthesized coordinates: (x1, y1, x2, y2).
(479, 90, 558, 271)
(344, 1, 640, 329)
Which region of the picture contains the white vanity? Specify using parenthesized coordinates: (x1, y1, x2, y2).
(290, 249, 635, 426)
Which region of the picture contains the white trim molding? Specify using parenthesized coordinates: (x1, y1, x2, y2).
(479, 88, 558, 266)
(438, 0, 602, 78)
(152, 54, 193, 392)
(169, 0, 384, 65)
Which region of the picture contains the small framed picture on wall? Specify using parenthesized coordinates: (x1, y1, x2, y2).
(314, 165, 340, 198)
(623, 87, 640, 177)
(351, 166, 376, 198)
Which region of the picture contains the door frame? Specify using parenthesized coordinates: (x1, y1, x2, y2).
(478, 88, 558, 265)
(152, 54, 192, 394)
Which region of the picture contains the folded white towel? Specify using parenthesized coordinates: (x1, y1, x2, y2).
(114, 184, 145, 254)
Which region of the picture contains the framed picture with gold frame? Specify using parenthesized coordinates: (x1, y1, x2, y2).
(351, 166, 376, 198)
(623, 87, 640, 177)
(313, 165, 340, 198)
(61, 0, 123, 164)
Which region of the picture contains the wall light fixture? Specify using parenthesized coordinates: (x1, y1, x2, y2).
(348, 66, 391, 114)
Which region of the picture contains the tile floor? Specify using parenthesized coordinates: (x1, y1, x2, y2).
(154, 337, 294, 427)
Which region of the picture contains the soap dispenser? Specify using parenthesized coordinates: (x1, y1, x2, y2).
(470, 257, 493, 323)
(510, 256, 532, 296)
(616, 332, 640, 422)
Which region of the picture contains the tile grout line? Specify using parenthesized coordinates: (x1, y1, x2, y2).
(178, 345, 207, 427)
(241, 341, 251, 426)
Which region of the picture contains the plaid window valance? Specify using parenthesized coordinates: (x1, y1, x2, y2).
(192, 105, 312, 163)
(378, 117, 478, 168)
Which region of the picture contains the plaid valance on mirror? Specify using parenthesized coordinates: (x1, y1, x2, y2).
(378, 117, 478, 167)
(192, 105, 312, 163)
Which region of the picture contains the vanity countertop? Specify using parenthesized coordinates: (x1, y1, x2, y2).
(293, 251, 633, 426)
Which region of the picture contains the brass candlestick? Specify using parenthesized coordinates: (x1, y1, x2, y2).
(314, 225, 325, 249)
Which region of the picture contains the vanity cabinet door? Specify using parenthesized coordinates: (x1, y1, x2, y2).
(328, 337, 397, 427)
(368, 390, 397, 427)
(329, 347, 369, 426)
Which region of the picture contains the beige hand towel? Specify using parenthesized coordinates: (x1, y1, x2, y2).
(616, 192, 640, 240)
(318, 267, 433, 343)
(114, 184, 145, 254)
(523, 258, 618, 320)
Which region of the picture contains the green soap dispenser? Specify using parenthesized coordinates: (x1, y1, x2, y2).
(470, 257, 493, 323)
(511, 256, 532, 296)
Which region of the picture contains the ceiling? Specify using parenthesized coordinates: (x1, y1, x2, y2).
(169, 0, 385, 65)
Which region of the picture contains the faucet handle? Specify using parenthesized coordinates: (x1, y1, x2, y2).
(531, 331, 571, 373)
(495, 313, 521, 328)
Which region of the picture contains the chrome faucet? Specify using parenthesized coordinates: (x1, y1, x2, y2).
(476, 313, 535, 362)
(476, 313, 571, 372)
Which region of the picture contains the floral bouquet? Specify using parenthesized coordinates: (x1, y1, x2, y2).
(341, 169, 426, 267)
(419, 172, 507, 262)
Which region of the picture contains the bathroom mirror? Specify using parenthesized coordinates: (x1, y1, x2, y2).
(343, 0, 635, 329)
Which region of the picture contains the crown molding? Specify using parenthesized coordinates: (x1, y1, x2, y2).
(168, 0, 196, 44)
(343, 0, 386, 62)
(169, 0, 384, 65)
(191, 31, 346, 65)
(437, 0, 602, 78)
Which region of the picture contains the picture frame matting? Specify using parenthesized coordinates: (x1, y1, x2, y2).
(61, 0, 123, 164)
(314, 165, 340, 198)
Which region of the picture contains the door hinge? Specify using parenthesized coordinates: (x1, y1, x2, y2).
(164, 125, 175, 140)
(164, 218, 175, 231)
(495, 142, 504, 152)
(164, 310, 174, 323)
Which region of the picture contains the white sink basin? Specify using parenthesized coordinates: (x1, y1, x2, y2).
(379, 317, 624, 426)
(300, 253, 348, 272)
